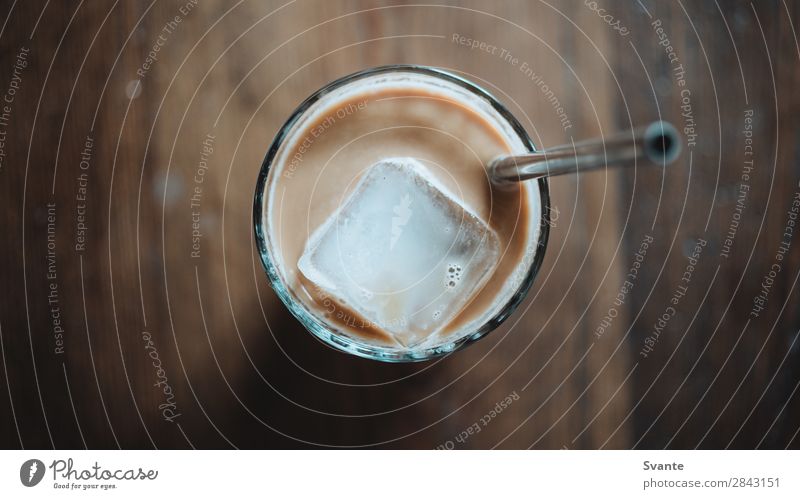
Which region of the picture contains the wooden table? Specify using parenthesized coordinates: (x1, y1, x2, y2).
(1, 0, 798, 449)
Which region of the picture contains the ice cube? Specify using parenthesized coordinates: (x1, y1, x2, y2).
(298, 158, 500, 347)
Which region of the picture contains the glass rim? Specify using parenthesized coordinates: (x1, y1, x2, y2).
(253, 64, 551, 362)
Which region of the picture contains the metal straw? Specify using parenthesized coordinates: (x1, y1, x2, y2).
(490, 121, 681, 184)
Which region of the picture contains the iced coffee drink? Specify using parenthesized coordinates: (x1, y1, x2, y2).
(255, 66, 548, 361)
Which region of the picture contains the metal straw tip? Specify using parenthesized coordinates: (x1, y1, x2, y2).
(643, 121, 681, 166)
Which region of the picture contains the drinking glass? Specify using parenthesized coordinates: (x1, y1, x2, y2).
(253, 65, 550, 362)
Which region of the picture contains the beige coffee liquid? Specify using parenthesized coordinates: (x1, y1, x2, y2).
(265, 78, 539, 349)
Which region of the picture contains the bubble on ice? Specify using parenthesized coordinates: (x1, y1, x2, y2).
(297, 158, 500, 347)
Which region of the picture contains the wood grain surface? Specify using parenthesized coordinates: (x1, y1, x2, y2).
(1, 0, 798, 449)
